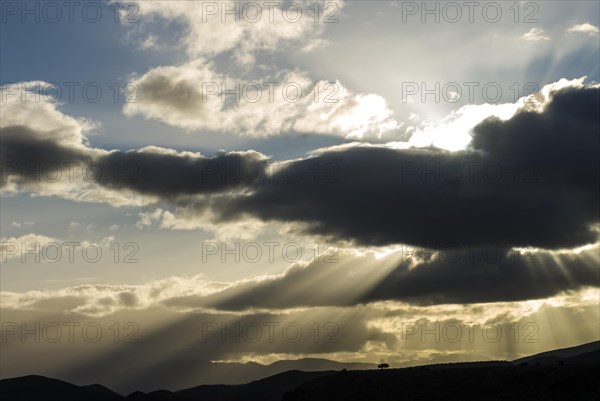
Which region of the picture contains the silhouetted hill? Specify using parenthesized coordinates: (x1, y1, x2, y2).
(282, 363, 600, 401)
(512, 349, 600, 367)
(3, 342, 599, 400)
(411, 360, 511, 369)
(126, 389, 180, 400)
(0, 375, 123, 401)
(121, 371, 335, 400)
(512, 340, 600, 365)
(265, 358, 375, 373)
(564, 349, 600, 364)
(392, 352, 496, 367)
(176, 370, 335, 401)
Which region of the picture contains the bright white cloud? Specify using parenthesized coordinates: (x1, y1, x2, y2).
(567, 23, 600, 36)
(520, 27, 550, 41)
(0, 82, 97, 148)
(0, 233, 60, 262)
(395, 77, 590, 151)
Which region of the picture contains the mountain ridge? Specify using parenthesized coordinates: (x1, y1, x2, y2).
(2, 341, 598, 400)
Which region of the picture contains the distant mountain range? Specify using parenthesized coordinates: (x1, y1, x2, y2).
(191, 358, 377, 385)
(1, 341, 598, 400)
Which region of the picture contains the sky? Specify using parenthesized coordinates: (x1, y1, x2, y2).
(1, 0, 599, 394)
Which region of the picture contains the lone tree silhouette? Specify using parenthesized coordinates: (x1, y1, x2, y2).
(378, 363, 389, 370)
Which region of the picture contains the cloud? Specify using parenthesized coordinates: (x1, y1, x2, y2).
(123, 0, 345, 63)
(1, 83, 269, 205)
(0, 81, 97, 147)
(3, 80, 599, 252)
(208, 84, 599, 250)
(1, 123, 264, 205)
(94, 146, 267, 199)
(10, 221, 34, 228)
(124, 60, 399, 138)
(117, 1, 399, 139)
(5, 241, 597, 312)
(0, 86, 134, 205)
(520, 28, 550, 41)
(0, 275, 227, 316)
(135, 207, 271, 242)
(1, 274, 598, 392)
(161, 244, 600, 309)
(0, 234, 123, 264)
(0, 234, 60, 262)
(567, 23, 600, 36)
(403, 100, 525, 151)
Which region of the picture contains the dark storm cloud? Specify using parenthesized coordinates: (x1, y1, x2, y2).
(215, 87, 600, 250)
(94, 149, 266, 198)
(365, 246, 599, 305)
(0, 126, 92, 186)
(0, 125, 266, 196)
